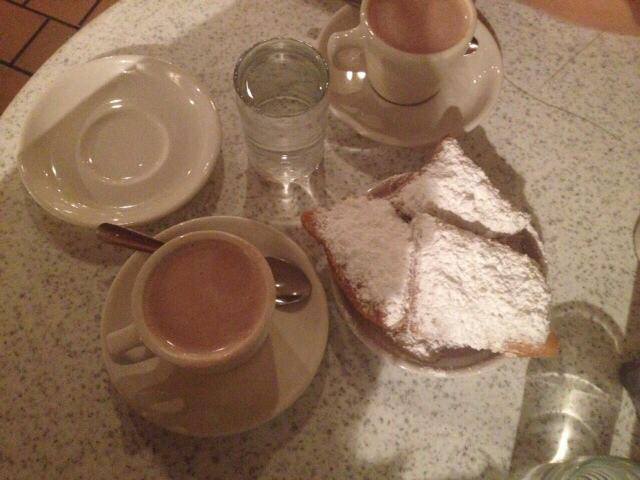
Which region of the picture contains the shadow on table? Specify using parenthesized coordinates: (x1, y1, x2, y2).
(459, 128, 542, 239)
(329, 124, 538, 229)
(109, 309, 400, 479)
(242, 164, 331, 227)
(325, 123, 539, 231)
(17, 155, 227, 267)
(509, 302, 625, 478)
(0, 166, 125, 267)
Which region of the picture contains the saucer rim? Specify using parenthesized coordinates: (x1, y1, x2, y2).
(100, 215, 329, 437)
(18, 54, 222, 227)
(318, 6, 503, 147)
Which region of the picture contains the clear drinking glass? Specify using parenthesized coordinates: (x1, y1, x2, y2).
(521, 456, 640, 480)
(233, 38, 329, 188)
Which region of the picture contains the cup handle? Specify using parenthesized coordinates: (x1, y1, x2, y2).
(106, 323, 142, 359)
(327, 24, 367, 95)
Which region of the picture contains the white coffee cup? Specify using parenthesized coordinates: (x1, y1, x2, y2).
(106, 230, 276, 371)
(327, 0, 477, 105)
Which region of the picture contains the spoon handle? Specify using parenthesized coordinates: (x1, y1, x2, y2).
(97, 223, 164, 253)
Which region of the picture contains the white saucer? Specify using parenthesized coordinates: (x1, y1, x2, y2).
(101, 216, 329, 437)
(19, 55, 221, 227)
(318, 6, 503, 147)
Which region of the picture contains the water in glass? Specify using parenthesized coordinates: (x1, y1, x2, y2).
(234, 38, 329, 186)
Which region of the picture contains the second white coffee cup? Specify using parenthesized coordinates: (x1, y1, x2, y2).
(328, 0, 477, 105)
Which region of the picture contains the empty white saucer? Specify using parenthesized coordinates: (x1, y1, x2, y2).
(318, 6, 503, 147)
(18, 55, 221, 226)
(101, 216, 329, 437)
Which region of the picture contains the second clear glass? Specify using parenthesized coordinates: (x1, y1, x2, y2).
(521, 456, 640, 480)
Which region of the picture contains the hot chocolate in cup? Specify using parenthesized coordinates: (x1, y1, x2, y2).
(327, 0, 477, 105)
(106, 230, 276, 371)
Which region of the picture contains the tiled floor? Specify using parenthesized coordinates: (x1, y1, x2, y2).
(0, 0, 119, 113)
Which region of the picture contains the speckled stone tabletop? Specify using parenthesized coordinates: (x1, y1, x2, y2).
(1, 0, 639, 478)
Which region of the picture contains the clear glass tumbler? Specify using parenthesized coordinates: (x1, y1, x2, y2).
(233, 38, 329, 187)
(521, 456, 640, 480)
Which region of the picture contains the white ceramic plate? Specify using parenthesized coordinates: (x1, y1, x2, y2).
(18, 55, 221, 227)
(328, 174, 549, 377)
(318, 6, 503, 147)
(101, 216, 329, 437)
